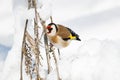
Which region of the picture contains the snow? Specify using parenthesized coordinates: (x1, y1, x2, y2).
(52, 0, 120, 22)
(43, 39, 120, 80)
(37, 0, 52, 21)
(0, 0, 120, 80)
(0, 0, 14, 47)
(62, 7, 120, 41)
(67, 39, 120, 80)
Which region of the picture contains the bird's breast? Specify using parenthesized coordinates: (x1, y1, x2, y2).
(48, 35, 71, 48)
(50, 35, 58, 43)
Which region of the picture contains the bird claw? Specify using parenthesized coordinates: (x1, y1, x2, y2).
(48, 43, 55, 52)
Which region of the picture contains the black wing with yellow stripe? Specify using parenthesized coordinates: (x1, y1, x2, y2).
(66, 27, 81, 41)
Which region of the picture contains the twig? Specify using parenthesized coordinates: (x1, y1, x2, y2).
(20, 19, 28, 80)
(44, 34, 51, 74)
(21, 0, 62, 80)
(26, 31, 35, 46)
(52, 52, 61, 80)
(37, 13, 51, 74)
(50, 16, 53, 23)
(49, 16, 61, 79)
(33, 0, 41, 79)
(57, 49, 61, 60)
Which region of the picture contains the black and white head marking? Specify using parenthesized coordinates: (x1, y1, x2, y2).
(48, 23, 58, 32)
(47, 23, 58, 36)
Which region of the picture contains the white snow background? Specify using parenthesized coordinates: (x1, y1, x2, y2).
(0, 0, 120, 80)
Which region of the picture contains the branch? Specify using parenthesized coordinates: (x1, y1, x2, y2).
(20, 19, 28, 80)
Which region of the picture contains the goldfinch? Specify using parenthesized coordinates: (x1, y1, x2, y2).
(46, 23, 81, 48)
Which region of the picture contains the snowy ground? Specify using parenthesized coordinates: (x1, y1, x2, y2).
(0, 0, 120, 80)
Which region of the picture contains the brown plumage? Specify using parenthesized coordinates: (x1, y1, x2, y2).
(57, 24, 71, 39)
(47, 33, 70, 48)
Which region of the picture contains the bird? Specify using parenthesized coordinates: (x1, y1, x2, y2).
(46, 23, 81, 48)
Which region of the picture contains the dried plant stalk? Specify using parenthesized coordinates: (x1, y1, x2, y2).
(20, 0, 42, 80)
(32, 0, 41, 80)
(37, 13, 51, 74)
(34, 19, 41, 80)
(52, 50, 61, 80)
(20, 0, 62, 80)
(49, 16, 61, 80)
(38, 14, 61, 79)
(44, 34, 51, 74)
(20, 19, 28, 80)
(26, 31, 35, 47)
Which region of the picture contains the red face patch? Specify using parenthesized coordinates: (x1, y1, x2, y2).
(47, 26, 51, 29)
(47, 25, 53, 34)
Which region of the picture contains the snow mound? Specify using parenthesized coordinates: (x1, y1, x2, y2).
(56, 39, 120, 80)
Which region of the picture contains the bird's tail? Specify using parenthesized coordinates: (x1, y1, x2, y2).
(76, 37, 81, 41)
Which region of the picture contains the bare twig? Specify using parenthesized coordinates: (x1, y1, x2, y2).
(37, 13, 51, 74)
(50, 16, 53, 23)
(32, 0, 42, 80)
(20, 19, 28, 80)
(50, 16, 61, 80)
(44, 34, 51, 74)
(52, 52, 61, 80)
(21, 0, 62, 80)
(21, 0, 43, 80)
(26, 31, 35, 46)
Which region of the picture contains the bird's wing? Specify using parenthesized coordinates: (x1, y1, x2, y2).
(66, 27, 81, 41)
(57, 24, 71, 38)
(57, 24, 81, 41)
(66, 27, 79, 37)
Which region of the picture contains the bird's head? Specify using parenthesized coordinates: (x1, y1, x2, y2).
(46, 23, 58, 36)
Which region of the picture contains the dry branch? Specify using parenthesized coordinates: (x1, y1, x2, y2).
(20, 19, 28, 80)
(26, 31, 35, 47)
(20, 0, 61, 80)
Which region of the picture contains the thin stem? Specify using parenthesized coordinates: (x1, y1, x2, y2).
(20, 19, 28, 80)
(52, 52, 61, 80)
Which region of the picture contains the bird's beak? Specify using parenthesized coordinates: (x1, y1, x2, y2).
(46, 26, 53, 34)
